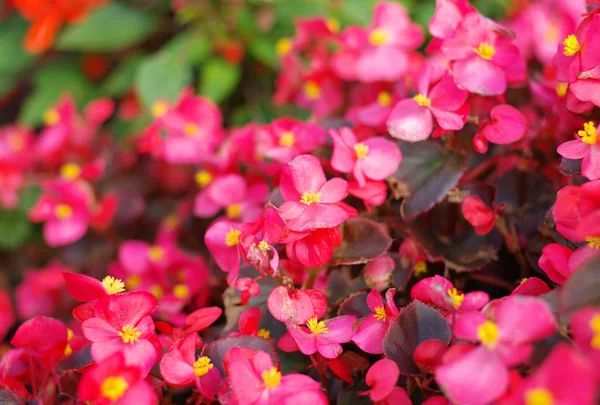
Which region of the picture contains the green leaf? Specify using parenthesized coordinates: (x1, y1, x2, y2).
(0, 15, 38, 75)
(0, 186, 40, 250)
(19, 60, 96, 126)
(0, 74, 17, 99)
(101, 53, 145, 97)
(248, 37, 279, 69)
(199, 58, 241, 103)
(136, 51, 193, 108)
(162, 31, 210, 66)
(56, 3, 157, 52)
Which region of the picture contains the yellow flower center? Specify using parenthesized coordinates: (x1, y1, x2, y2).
(306, 316, 328, 335)
(555, 83, 568, 98)
(225, 228, 241, 246)
(276, 38, 293, 57)
(525, 388, 554, 405)
(43, 108, 60, 126)
(413, 93, 432, 107)
(60, 163, 81, 181)
(586, 236, 600, 249)
(374, 306, 387, 322)
(257, 328, 271, 339)
(477, 320, 499, 349)
(148, 246, 165, 262)
(326, 18, 340, 33)
(303, 81, 321, 100)
(63, 344, 73, 356)
(151, 101, 168, 118)
(184, 122, 199, 137)
(473, 42, 496, 60)
(173, 284, 189, 299)
(54, 204, 73, 220)
(126, 275, 141, 289)
(369, 28, 389, 46)
(119, 325, 142, 344)
(413, 261, 427, 277)
(447, 288, 465, 308)
(102, 276, 126, 295)
(258, 240, 270, 251)
(193, 356, 213, 377)
(226, 203, 243, 219)
(300, 192, 321, 205)
(354, 143, 369, 159)
(520, 277, 529, 284)
(100, 376, 129, 401)
(377, 91, 392, 107)
(563, 34, 580, 56)
(150, 285, 164, 300)
(195, 170, 213, 187)
(261, 367, 282, 389)
(590, 314, 600, 350)
(279, 131, 296, 147)
(578, 122, 597, 145)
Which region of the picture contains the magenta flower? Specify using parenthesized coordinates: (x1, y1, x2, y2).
(279, 155, 352, 232)
(0, 125, 34, 209)
(81, 292, 159, 376)
(348, 179, 388, 211)
(461, 196, 495, 236)
(553, 13, 600, 83)
(557, 121, 600, 180)
(360, 359, 411, 405)
(29, 179, 94, 247)
(387, 71, 468, 142)
(294, 71, 344, 119)
(78, 354, 157, 405)
(552, 180, 600, 242)
(352, 289, 399, 354)
(235, 278, 261, 306)
(332, 2, 423, 82)
(204, 219, 244, 284)
(0, 289, 14, 341)
(225, 347, 327, 405)
(267, 286, 327, 325)
(345, 84, 402, 129)
(257, 118, 326, 163)
(284, 227, 342, 268)
(330, 127, 401, 186)
(287, 314, 356, 358)
(478, 104, 527, 147)
(570, 308, 600, 371)
(429, 0, 475, 40)
(159, 334, 221, 399)
(440, 13, 525, 95)
(411, 275, 489, 314)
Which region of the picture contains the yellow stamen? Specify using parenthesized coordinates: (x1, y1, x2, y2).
(54, 204, 73, 220)
(354, 143, 369, 159)
(589, 314, 600, 350)
(578, 122, 597, 145)
(520, 278, 528, 284)
(257, 328, 271, 339)
(261, 367, 282, 389)
(126, 275, 141, 289)
(413, 261, 427, 277)
(195, 170, 213, 187)
(369, 28, 388, 46)
(374, 306, 387, 322)
(563, 34, 580, 56)
(258, 240, 269, 251)
(60, 163, 81, 181)
(102, 276, 126, 295)
(226, 203, 242, 219)
(586, 236, 600, 249)
(300, 192, 321, 205)
(100, 376, 129, 401)
(306, 316, 328, 335)
(193, 356, 213, 377)
(279, 131, 295, 147)
(43, 108, 60, 126)
(477, 320, 499, 349)
(148, 246, 165, 262)
(150, 285, 164, 300)
(119, 325, 142, 344)
(447, 288, 465, 309)
(326, 18, 340, 33)
(377, 91, 392, 107)
(184, 122, 199, 137)
(555, 83, 568, 98)
(151, 101, 168, 118)
(525, 388, 554, 405)
(276, 38, 292, 57)
(225, 228, 241, 246)
(64, 329, 73, 356)
(473, 42, 496, 60)
(413, 93, 432, 107)
(303, 81, 321, 100)
(173, 284, 189, 299)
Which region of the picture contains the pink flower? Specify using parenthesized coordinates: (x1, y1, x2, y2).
(11, 316, 69, 368)
(294, 71, 344, 119)
(429, 0, 475, 40)
(345, 84, 404, 129)
(387, 71, 468, 142)
(287, 314, 356, 358)
(332, 2, 423, 82)
(81, 292, 159, 376)
(63, 271, 127, 302)
(235, 278, 261, 306)
(279, 155, 352, 232)
(553, 13, 600, 83)
(511, 277, 550, 297)
(461, 196, 495, 235)
(352, 289, 399, 354)
(194, 174, 269, 222)
(267, 286, 327, 325)
(224, 347, 327, 405)
(330, 127, 402, 186)
(360, 359, 411, 405)
(348, 179, 388, 211)
(16, 264, 65, 319)
(0, 289, 14, 341)
(477, 105, 527, 148)
(159, 334, 221, 399)
(0, 125, 34, 209)
(411, 275, 489, 314)
(557, 121, 600, 180)
(285, 227, 342, 268)
(570, 308, 600, 372)
(78, 354, 157, 405)
(440, 13, 525, 95)
(204, 219, 244, 284)
(29, 179, 95, 247)
(257, 118, 326, 163)
(363, 255, 396, 291)
(552, 180, 600, 242)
